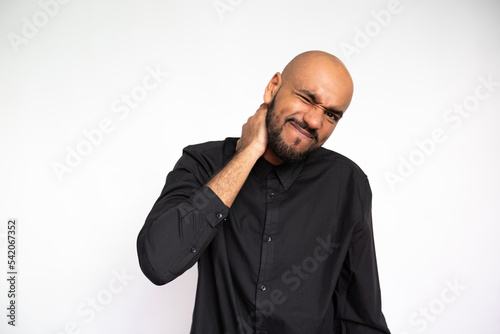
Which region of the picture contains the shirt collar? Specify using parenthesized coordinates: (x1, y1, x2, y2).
(225, 137, 306, 191)
(253, 156, 306, 191)
(253, 157, 274, 180)
(275, 158, 306, 190)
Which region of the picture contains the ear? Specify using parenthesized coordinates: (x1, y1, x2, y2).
(263, 72, 282, 104)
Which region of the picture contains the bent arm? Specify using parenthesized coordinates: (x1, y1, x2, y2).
(137, 104, 268, 285)
(136, 150, 230, 285)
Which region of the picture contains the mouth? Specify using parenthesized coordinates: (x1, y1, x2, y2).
(288, 121, 314, 140)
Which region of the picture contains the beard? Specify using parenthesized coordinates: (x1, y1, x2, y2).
(266, 93, 319, 164)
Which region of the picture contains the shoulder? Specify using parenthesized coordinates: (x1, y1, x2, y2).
(307, 147, 368, 181)
(178, 138, 238, 176)
(183, 137, 238, 159)
(307, 147, 372, 212)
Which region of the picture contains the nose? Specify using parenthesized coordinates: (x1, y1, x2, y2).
(303, 106, 323, 130)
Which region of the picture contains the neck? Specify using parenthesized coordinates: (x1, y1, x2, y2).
(262, 147, 284, 166)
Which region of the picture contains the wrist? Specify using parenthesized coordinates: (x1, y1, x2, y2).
(237, 143, 265, 162)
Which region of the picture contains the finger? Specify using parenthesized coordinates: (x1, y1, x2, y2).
(255, 104, 268, 120)
(257, 103, 268, 112)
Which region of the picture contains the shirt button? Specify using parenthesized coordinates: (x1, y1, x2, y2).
(259, 284, 267, 291)
(190, 247, 197, 253)
(269, 192, 276, 199)
(266, 236, 272, 242)
(216, 212, 223, 219)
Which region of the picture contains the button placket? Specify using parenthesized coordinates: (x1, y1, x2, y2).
(255, 171, 281, 333)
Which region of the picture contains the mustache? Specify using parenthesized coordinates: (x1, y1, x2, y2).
(285, 118, 318, 141)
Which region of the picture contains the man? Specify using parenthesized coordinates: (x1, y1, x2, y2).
(137, 50, 391, 334)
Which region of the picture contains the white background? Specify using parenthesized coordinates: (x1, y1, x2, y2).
(1, 0, 499, 333)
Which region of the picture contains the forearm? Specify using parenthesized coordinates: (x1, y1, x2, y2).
(206, 145, 262, 207)
(207, 102, 269, 207)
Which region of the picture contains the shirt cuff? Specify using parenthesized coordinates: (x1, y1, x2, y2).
(193, 186, 229, 228)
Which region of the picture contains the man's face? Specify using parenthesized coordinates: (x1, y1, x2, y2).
(264, 63, 352, 164)
(266, 90, 321, 163)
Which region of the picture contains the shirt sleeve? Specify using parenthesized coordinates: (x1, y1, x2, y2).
(136, 148, 229, 286)
(334, 178, 391, 333)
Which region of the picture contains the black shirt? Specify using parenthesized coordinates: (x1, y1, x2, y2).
(137, 137, 390, 334)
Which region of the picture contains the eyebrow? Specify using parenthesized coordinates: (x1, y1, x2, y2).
(297, 89, 344, 119)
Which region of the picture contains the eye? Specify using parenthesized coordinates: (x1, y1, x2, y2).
(325, 112, 338, 121)
(298, 95, 311, 104)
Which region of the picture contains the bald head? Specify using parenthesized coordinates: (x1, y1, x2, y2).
(282, 51, 345, 78)
(280, 51, 354, 111)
